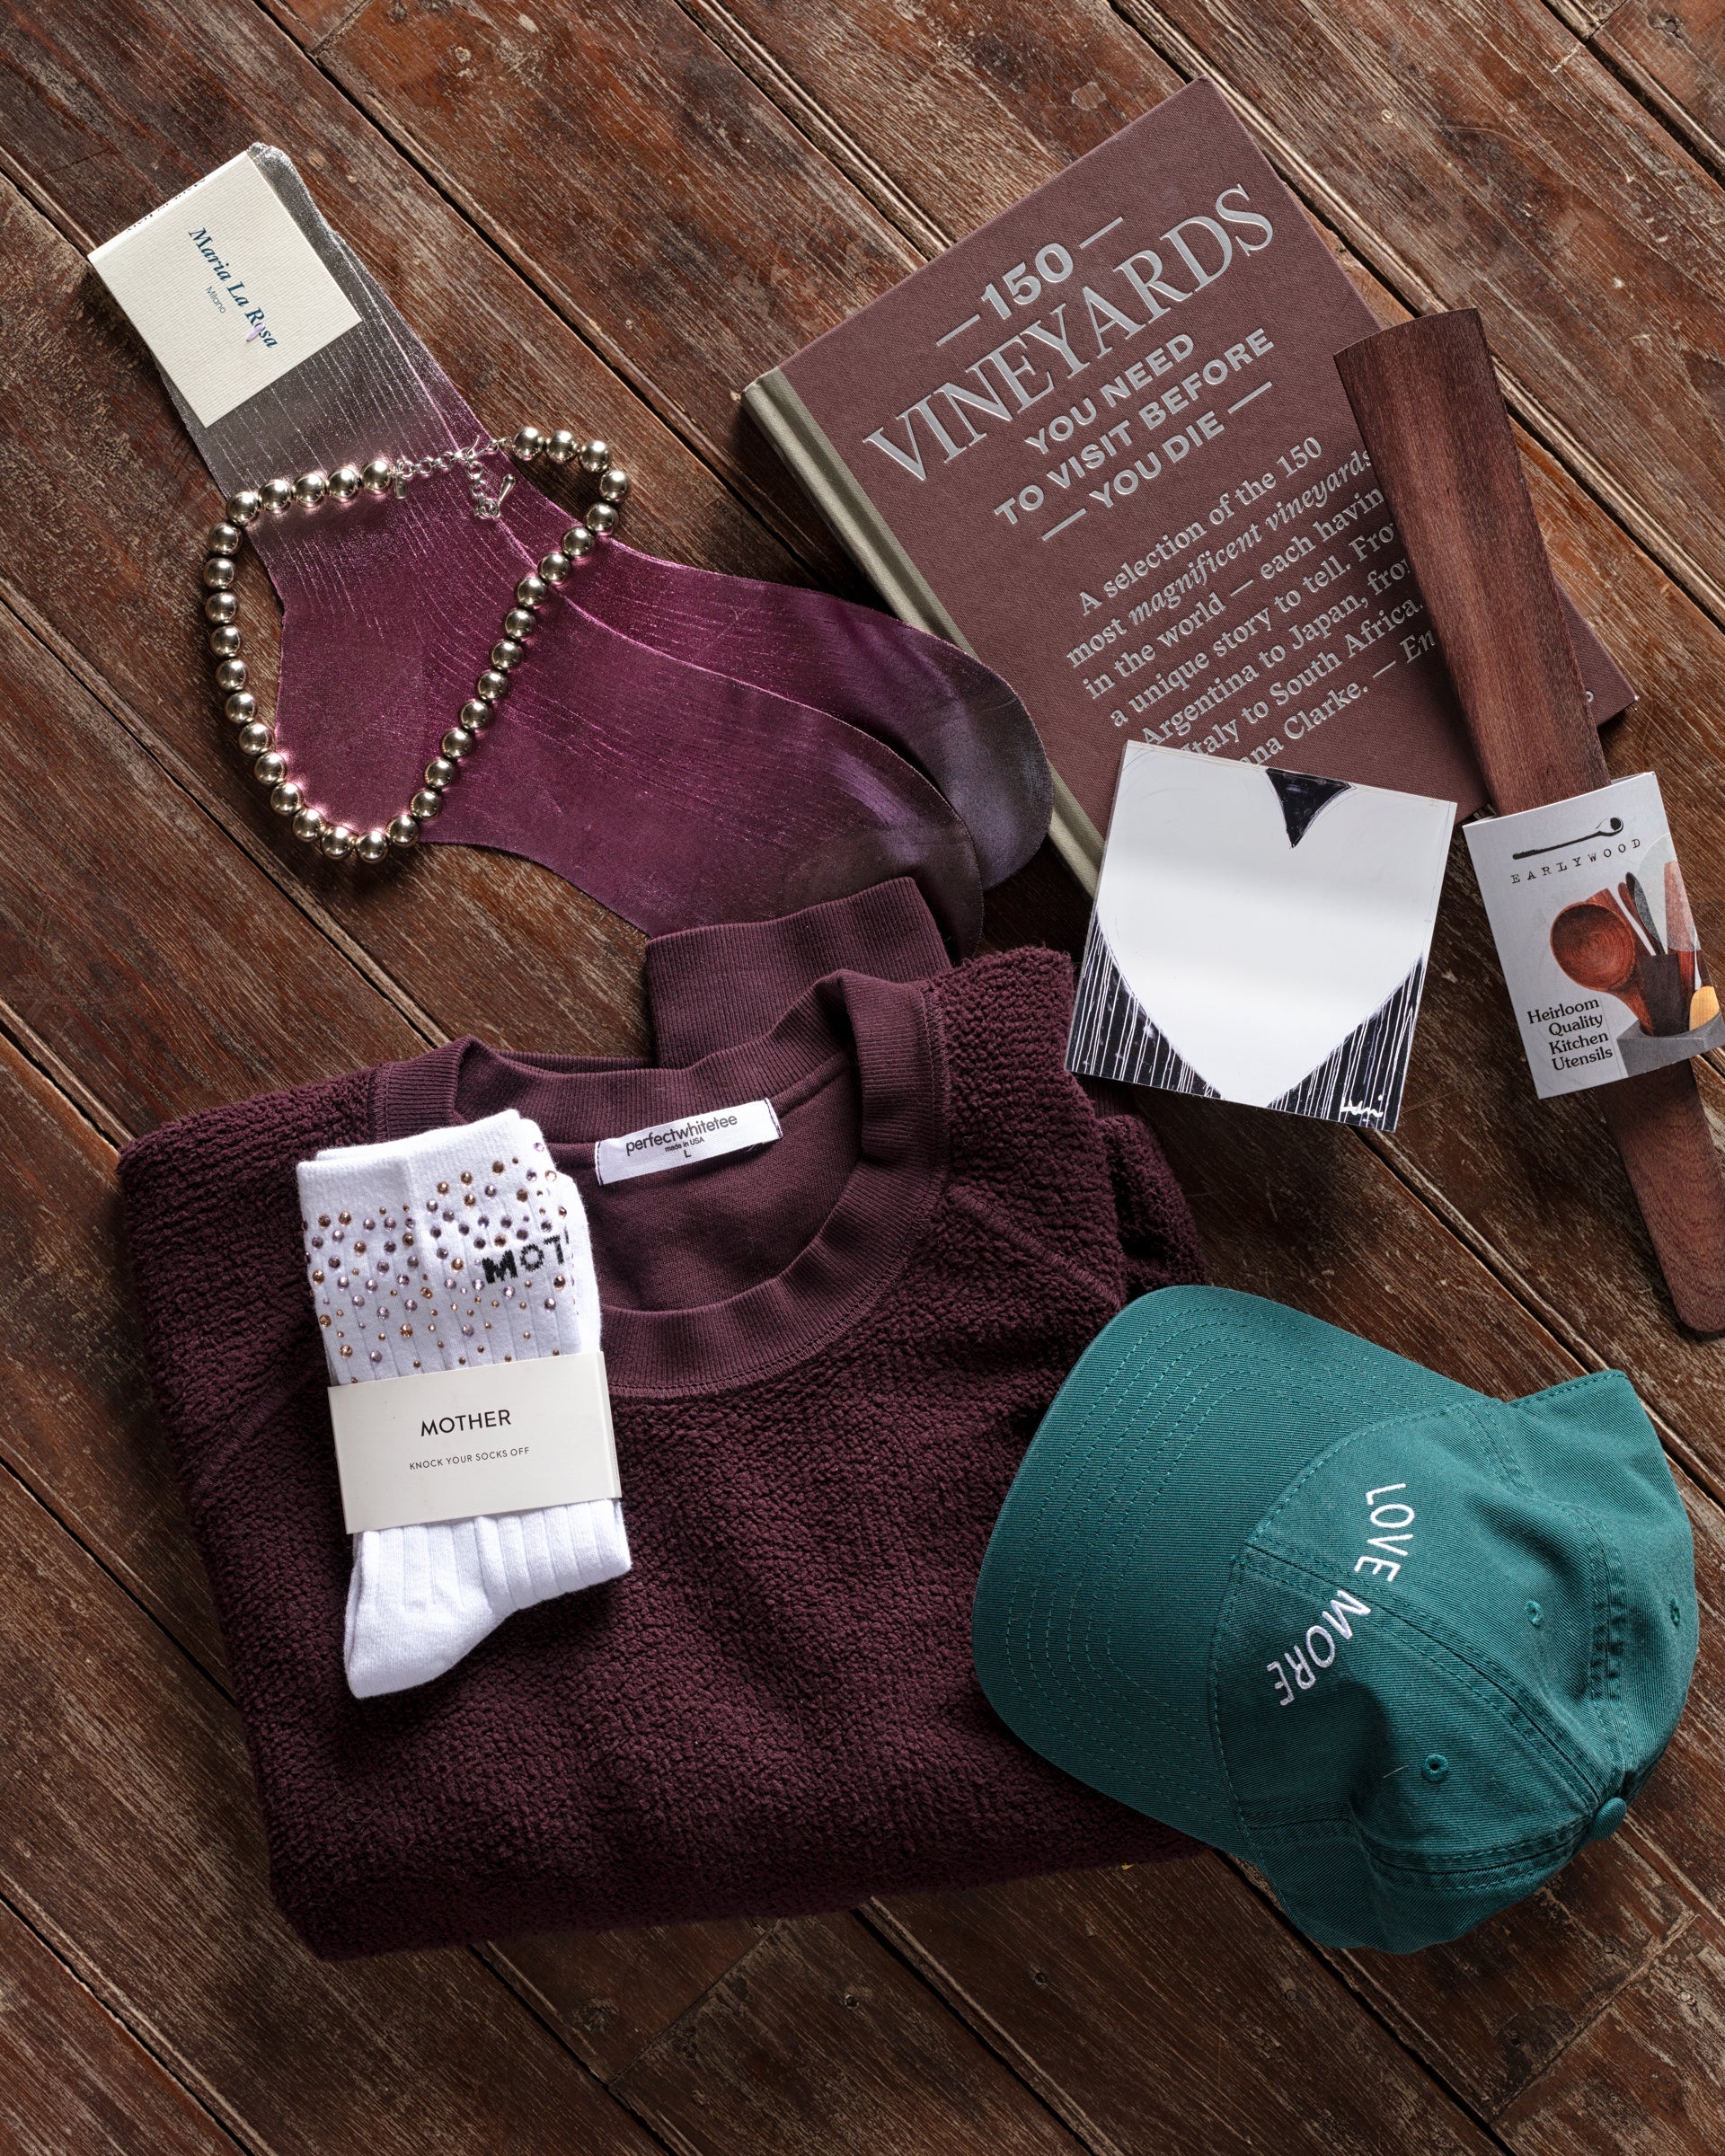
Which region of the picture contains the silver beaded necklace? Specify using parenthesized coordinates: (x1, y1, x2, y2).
(202, 425, 629, 865)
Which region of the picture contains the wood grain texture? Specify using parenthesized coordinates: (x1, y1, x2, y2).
(1331, 1459, 1725, 2118)
(0, 1898, 240, 2156)
(316, 0, 918, 544)
(1544, 0, 1632, 32)
(1329, 1825, 1690, 2118)
(0, 593, 424, 1134)
(0, 0, 801, 588)
(1117, 0, 1725, 616)
(872, 1854, 1499, 2156)
(614, 1912, 1092, 2156)
(261, 0, 358, 49)
(0, 1451, 662, 2156)
(0, 172, 650, 1073)
(1497, 1909, 1725, 2153)
(678, 0, 1725, 1356)
(1336, 311, 1608, 811)
(0, 1026, 778, 2139)
(486, 1917, 771, 2082)
(1604, 1464, 1725, 1928)
(1595, 4, 1725, 172)
(0, 1034, 229, 1674)
(690, 0, 1175, 238)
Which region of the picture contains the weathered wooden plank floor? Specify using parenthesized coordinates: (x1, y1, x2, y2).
(4, 3, 1725, 2149)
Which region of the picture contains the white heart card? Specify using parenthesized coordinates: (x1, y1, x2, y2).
(1068, 744, 1454, 1127)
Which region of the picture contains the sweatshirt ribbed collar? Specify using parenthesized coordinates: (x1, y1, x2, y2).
(372, 972, 946, 1397)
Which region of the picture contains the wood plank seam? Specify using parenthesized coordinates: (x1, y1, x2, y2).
(1359, 1118, 1725, 1513)
(10, 33, 1725, 2138)
(6, 995, 1707, 2156)
(476, 1929, 782, 2086)
(0, 1881, 252, 2155)
(5, 87, 1721, 1502)
(464, 1953, 686, 2156)
(277, 0, 877, 581)
(10, 987, 1707, 2130)
(0, 10, 833, 598)
(1545, 0, 1634, 34)
(1230, 1840, 1696, 2134)
(862, 1886, 1509, 2156)
(23, 13, 1725, 2138)
(1104, 0, 1725, 643)
(0, 574, 448, 1056)
(1480, 1884, 1695, 2122)
(1213, 1859, 1522, 2148)
(670, 0, 953, 255)
(846, 1904, 1137, 2156)
(0, 991, 132, 1151)
(257, 0, 375, 61)
(673, 0, 1725, 667)
(0, 1468, 281, 2151)
(1618, 1809, 1725, 1948)
(0, 134, 106, 255)
(0, 1432, 239, 1709)
(6, 6, 1721, 1510)
(1585, 27, 1725, 192)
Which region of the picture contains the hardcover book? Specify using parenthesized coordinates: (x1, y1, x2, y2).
(747, 80, 1632, 887)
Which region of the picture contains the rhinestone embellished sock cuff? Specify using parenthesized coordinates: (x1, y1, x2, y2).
(297, 1109, 629, 1698)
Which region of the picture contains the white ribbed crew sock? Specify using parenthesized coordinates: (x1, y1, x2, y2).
(298, 1109, 629, 1697)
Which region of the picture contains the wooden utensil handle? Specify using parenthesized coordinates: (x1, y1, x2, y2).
(1338, 309, 1725, 1331)
(1336, 311, 1607, 815)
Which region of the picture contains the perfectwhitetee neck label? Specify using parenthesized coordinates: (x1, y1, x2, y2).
(90, 151, 361, 427)
(328, 1352, 619, 1533)
(592, 1097, 782, 1185)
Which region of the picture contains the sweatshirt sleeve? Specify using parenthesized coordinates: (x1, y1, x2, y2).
(1095, 1107, 1205, 1301)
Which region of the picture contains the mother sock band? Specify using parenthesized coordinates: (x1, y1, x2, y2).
(297, 1109, 629, 1697)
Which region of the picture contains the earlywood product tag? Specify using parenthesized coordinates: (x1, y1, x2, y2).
(89, 151, 361, 428)
(593, 1098, 782, 1186)
(328, 1352, 619, 1534)
(1464, 773, 1724, 1100)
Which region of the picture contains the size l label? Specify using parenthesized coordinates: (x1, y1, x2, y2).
(90, 150, 361, 427)
(593, 1098, 782, 1185)
(328, 1353, 619, 1533)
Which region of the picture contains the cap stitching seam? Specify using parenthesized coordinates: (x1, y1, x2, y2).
(1003, 1317, 1242, 1775)
(1249, 1816, 1585, 1881)
(1237, 1542, 1601, 1805)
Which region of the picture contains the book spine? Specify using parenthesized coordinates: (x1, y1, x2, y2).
(744, 368, 1103, 892)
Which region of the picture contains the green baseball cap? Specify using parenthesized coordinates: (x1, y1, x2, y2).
(973, 1287, 1696, 1953)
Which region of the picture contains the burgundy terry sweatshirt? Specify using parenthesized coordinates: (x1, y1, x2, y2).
(119, 935, 1203, 1957)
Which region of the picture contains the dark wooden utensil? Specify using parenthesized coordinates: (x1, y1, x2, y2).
(1617, 882, 1654, 952)
(1638, 953, 1692, 1038)
(1625, 872, 1664, 953)
(1551, 897, 1657, 1032)
(1338, 308, 1725, 1330)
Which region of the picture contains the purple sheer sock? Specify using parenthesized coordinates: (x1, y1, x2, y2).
(262, 475, 985, 945)
(552, 543, 1050, 889)
(155, 147, 1051, 946)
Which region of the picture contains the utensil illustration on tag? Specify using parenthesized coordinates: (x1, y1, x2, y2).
(1466, 773, 1724, 1095)
(1551, 862, 1715, 1047)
